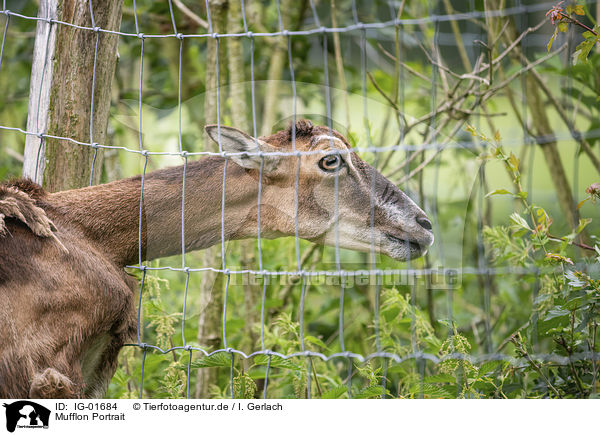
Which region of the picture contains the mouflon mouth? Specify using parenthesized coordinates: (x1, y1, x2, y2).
(386, 234, 429, 259)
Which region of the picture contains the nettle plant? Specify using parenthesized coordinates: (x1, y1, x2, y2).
(546, 1, 600, 63)
(474, 126, 600, 398)
(111, 172, 598, 398)
(109, 123, 598, 398)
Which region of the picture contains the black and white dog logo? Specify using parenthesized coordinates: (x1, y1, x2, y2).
(3, 401, 50, 432)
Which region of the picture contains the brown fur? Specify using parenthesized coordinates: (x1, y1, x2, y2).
(2, 178, 48, 200)
(0, 178, 140, 398)
(0, 121, 432, 398)
(0, 186, 52, 237)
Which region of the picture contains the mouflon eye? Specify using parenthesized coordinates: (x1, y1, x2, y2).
(318, 154, 344, 172)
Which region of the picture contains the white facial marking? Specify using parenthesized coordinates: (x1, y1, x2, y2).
(310, 134, 344, 149)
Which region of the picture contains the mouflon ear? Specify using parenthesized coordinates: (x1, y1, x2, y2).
(205, 125, 279, 172)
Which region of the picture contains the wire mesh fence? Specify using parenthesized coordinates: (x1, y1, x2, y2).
(0, 0, 599, 398)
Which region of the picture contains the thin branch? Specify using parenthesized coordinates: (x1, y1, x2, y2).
(5, 147, 24, 163)
(392, 0, 408, 105)
(476, 43, 568, 100)
(172, 0, 209, 29)
(309, 357, 323, 397)
(442, 0, 472, 71)
(554, 11, 598, 36)
(396, 119, 463, 184)
(472, 19, 548, 77)
(378, 43, 442, 85)
(496, 320, 530, 352)
(511, 334, 563, 398)
(547, 233, 596, 251)
(590, 321, 598, 395)
(272, 244, 321, 316)
(384, 18, 561, 185)
(386, 83, 478, 180)
(367, 72, 399, 112)
(490, 19, 510, 49)
(432, 45, 451, 95)
(420, 44, 490, 85)
(367, 71, 408, 134)
(331, 0, 350, 128)
(554, 335, 586, 396)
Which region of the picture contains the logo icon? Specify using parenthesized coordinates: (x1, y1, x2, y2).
(3, 401, 50, 433)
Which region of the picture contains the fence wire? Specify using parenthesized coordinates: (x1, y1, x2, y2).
(1, 0, 599, 399)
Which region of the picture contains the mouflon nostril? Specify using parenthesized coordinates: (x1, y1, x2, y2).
(417, 216, 433, 231)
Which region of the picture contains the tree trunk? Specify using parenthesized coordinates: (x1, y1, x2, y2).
(260, 0, 306, 136)
(227, 1, 248, 133)
(227, 0, 260, 359)
(195, 0, 228, 399)
(523, 70, 578, 229)
(488, 0, 580, 230)
(23, 0, 123, 192)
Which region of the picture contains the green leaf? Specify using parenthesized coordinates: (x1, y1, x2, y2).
(472, 380, 495, 392)
(508, 152, 520, 170)
(409, 383, 454, 398)
(577, 197, 590, 209)
(322, 386, 347, 399)
(385, 364, 408, 375)
(558, 22, 568, 33)
(486, 189, 512, 197)
(190, 352, 232, 368)
(253, 354, 301, 370)
(479, 360, 502, 375)
(304, 335, 330, 351)
(510, 213, 531, 231)
(544, 308, 570, 321)
(547, 27, 559, 52)
(423, 374, 456, 383)
(582, 30, 595, 39)
(573, 35, 600, 64)
(355, 385, 385, 399)
(110, 368, 130, 387)
(538, 314, 570, 335)
(576, 218, 592, 233)
(565, 270, 586, 287)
